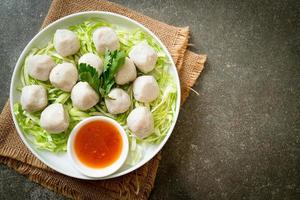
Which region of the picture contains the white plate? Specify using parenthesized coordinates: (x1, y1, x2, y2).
(10, 11, 181, 180)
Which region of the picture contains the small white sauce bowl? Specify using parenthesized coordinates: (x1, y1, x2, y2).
(67, 116, 129, 178)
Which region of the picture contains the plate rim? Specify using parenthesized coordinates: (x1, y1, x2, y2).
(9, 11, 181, 180)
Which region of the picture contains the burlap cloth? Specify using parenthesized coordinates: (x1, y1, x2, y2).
(0, 0, 206, 199)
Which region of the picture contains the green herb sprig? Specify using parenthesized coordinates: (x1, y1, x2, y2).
(78, 63, 101, 94)
(100, 49, 126, 96)
(78, 50, 127, 96)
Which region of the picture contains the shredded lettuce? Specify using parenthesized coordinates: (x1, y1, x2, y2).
(14, 19, 177, 165)
(13, 103, 70, 152)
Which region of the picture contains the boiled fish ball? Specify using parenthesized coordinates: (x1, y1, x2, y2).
(133, 75, 159, 103)
(105, 88, 131, 114)
(26, 55, 55, 81)
(127, 107, 154, 138)
(78, 53, 103, 75)
(20, 85, 48, 112)
(71, 82, 99, 111)
(54, 29, 80, 57)
(115, 57, 137, 85)
(92, 27, 119, 53)
(129, 41, 158, 73)
(40, 103, 69, 133)
(49, 62, 78, 92)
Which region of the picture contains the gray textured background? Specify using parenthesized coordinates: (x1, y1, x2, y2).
(0, 0, 300, 199)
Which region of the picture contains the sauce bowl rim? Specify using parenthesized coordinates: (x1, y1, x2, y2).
(67, 116, 129, 178)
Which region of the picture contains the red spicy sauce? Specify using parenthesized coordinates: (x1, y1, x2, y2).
(74, 120, 123, 168)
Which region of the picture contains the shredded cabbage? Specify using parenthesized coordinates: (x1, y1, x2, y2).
(14, 19, 177, 164)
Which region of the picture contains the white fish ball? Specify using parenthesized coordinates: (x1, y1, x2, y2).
(133, 75, 159, 103)
(49, 62, 78, 92)
(40, 103, 69, 134)
(105, 88, 131, 114)
(26, 55, 55, 81)
(127, 107, 154, 138)
(115, 57, 137, 85)
(20, 85, 48, 112)
(78, 53, 103, 75)
(54, 29, 80, 57)
(129, 41, 158, 73)
(92, 27, 119, 53)
(71, 82, 99, 111)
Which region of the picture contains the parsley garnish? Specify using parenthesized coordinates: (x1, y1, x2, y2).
(78, 63, 101, 94)
(78, 50, 126, 96)
(100, 49, 126, 96)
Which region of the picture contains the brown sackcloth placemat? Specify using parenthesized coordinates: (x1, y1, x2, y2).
(0, 0, 207, 199)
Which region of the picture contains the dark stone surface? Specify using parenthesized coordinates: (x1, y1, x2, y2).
(0, 0, 299, 199)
